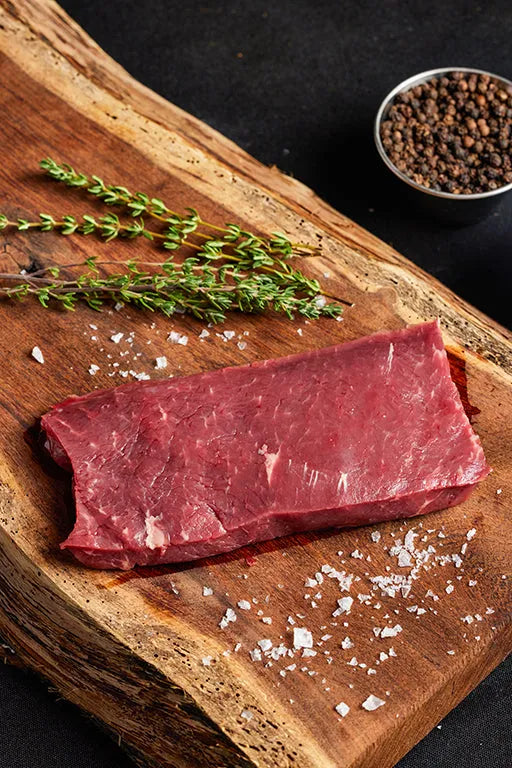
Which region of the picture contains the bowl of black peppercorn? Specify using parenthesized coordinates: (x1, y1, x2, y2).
(375, 67, 512, 224)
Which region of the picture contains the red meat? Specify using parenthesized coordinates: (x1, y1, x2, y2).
(41, 321, 489, 569)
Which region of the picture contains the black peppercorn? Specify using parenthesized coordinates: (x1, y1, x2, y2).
(380, 71, 512, 193)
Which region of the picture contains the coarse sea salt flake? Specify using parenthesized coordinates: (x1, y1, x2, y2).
(258, 638, 272, 652)
(219, 608, 237, 629)
(202, 586, 213, 596)
(371, 531, 381, 543)
(335, 701, 350, 717)
(155, 356, 167, 369)
(237, 600, 251, 611)
(446, 584, 454, 594)
(341, 636, 354, 650)
(466, 528, 477, 541)
(31, 346, 44, 364)
(337, 597, 353, 615)
(201, 656, 213, 666)
(380, 624, 402, 639)
(88, 364, 100, 375)
(398, 550, 413, 567)
(293, 627, 313, 649)
(198, 329, 210, 339)
(110, 333, 124, 344)
(168, 331, 188, 345)
(241, 709, 253, 720)
(362, 694, 386, 711)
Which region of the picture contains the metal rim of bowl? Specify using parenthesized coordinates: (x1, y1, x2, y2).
(374, 66, 512, 201)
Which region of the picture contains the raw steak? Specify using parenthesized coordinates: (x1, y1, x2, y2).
(41, 320, 489, 569)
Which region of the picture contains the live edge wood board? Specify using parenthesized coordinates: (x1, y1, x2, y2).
(0, 3, 510, 767)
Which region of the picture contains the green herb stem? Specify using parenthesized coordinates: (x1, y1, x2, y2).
(0, 257, 345, 323)
(39, 157, 319, 259)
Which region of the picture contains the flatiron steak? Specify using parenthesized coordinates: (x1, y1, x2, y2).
(41, 320, 489, 569)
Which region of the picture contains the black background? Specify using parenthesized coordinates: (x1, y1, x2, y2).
(1, 1, 511, 767)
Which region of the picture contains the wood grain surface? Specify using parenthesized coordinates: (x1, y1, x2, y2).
(0, 2, 510, 767)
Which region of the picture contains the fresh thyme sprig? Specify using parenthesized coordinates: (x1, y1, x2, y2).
(39, 157, 317, 259)
(0, 158, 351, 322)
(0, 257, 343, 324)
(0, 212, 154, 243)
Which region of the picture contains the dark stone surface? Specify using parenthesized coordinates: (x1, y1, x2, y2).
(1, 1, 510, 766)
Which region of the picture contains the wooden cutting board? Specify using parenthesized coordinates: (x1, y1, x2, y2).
(0, 2, 510, 767)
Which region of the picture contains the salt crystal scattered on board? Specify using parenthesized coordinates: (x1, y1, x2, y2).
(371, 531, 381, 543)
(31, 346, 44, 364)
(155, 356, 167, 369)
(241, 709, 253, 721)
(201, 656, 213, 666)
(219, 608, 237, 629)
(335, 702, 350, 717)
(362, 694, 386, 711)
(335, 597, 353, 616)
(237, 600, 251, 611)
(293, 627, 313, 649)
(168, 331, 188, 345)
(380, 624, 402, 639)
(110, 332, 124, 344)
(88, 364, 100, 376)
